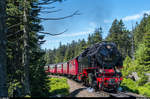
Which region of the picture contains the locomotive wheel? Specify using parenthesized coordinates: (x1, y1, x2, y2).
(83, 77, 88, 86)
(81, 74, 87, 86)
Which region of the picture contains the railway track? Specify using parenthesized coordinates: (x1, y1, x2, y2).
(109, 92, 135, 98)
(86, 87, 137, 98)
(48, 75, 144, 98)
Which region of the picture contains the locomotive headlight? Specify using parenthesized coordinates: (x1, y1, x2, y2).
(99, 68, 103, 73)
(107, 45, 111, 49)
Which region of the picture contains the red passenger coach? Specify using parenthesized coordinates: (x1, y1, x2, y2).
(57, 63, 63, 74)
(63, 62, 69, 75)
(68, 58, 78, 76)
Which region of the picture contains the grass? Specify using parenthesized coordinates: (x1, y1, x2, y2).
(48, 77, 70, 96)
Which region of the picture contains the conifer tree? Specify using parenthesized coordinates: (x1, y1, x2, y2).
(0, 0, 8, 97)
(93, 27, 103, 44)
(141, 30, 150, 72)
(106, 19, 131, 58)
(133, 13, 149, 48)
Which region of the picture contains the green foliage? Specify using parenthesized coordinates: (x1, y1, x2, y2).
(29, 51, 50, 97)
(87, 27, 103, 46)
(133, 13, 149, 48)
(121, 14, 150, 97)
(137, 86, 150, 97)
(121, 78, 139, 93)
(121, 78, 150, 97)
(8, 79, 22, 97)
(144, 82, 150, 89)
(137, 75, 148, 86)
(48, 77, 69, 96)
(122, 56, 133, 77)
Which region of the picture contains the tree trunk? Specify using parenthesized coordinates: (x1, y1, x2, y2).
(0, 0, 8, 97)
(22, 0, 30, 95)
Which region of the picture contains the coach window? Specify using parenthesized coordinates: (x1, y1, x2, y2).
(69, 62, 72, 68)
(74, 61, 75, 65)
(59, 64, 61, 68)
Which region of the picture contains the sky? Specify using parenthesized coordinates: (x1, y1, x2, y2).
(39, 0, 150, 50)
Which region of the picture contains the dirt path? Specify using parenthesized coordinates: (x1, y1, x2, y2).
(67, 78, 109, 97)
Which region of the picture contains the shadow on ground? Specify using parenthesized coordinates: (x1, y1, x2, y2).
(50, 88, 69, 97)
(67, 88, 87, 97)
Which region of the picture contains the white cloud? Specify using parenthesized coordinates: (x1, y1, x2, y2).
(104, 10, 150, 23)
(122, 10, 150, 21)
(122, 14, 141, 21)
(142, 10, 150, 15)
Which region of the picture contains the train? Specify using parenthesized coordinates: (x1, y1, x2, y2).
(44, 41, 123, 91)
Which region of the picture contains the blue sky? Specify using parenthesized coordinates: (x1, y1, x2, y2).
(39, 0, 150, 50)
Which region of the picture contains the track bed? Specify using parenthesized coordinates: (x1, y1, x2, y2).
(48, 75, 144, 98)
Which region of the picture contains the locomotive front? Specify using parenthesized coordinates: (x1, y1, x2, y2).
(95, 42, 123, 91)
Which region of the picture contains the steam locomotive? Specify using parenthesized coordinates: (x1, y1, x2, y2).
(44, 41, 123, 91)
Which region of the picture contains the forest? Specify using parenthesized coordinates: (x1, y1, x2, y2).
(0, 0, 150, 97)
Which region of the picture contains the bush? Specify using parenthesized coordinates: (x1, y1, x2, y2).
(138, 86, 150, 97)
(137, 75, 148, 86)
(122, 56, 132, 77)
(121, 78, 150, 97)
(121, 78, 139, 93)
(144, 82, 150, 89)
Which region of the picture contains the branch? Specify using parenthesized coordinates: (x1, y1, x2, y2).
(38, 40, 46, 44)
(7, 15, 22, 18)
(39, 10, 80, 20)
(8, 23, 22, 30)
(38, 6, 55, 10)
(38, 0, 57, 5)
(7, 30, 23, 38)
(40, 9, 62, 14)
(38, 29, 68, 36)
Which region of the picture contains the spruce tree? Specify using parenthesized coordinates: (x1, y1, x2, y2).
(0, 0, 8, 97)
(106, 19, 131, 58)
(93, 27, 103, 44)
(142, 30, 150, 72)
(133, 13, 149, 48)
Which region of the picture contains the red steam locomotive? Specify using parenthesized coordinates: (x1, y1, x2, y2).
(44, 42, 123, 91)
